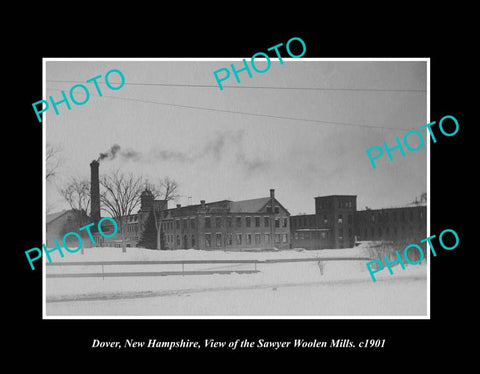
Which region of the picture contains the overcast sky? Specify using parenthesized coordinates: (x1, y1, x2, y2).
(45, 59, 427, 215)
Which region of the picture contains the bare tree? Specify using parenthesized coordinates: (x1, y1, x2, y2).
(157, 177, 180, 204)
(100, 170, 144, 253)
(60, 177, 91, 214)
(46, 143, 62, 182)
(152, 177, 180, 249)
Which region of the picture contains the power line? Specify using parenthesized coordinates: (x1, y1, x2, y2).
(46, 79, 426, 93)
(46, 88, 417, 132)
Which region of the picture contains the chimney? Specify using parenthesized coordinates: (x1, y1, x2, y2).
(176, 204, 181, 209)
(270, 189, 275, 199)
(90, 160, 101, 227)
(200, 200, 205, 209)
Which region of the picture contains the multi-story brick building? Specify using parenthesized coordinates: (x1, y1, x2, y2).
(159, 189, 290, 250)
(291, 195, 357, 249)
(291, 195, 427, 250)
(354, 203, 426, 244)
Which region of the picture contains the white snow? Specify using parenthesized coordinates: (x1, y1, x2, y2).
(45, 244, 428, 317)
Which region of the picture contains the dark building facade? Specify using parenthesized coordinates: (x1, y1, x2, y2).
(354, 204, 426, 244)
(291, 195, 357, 249)
(88, 159, 425, 251)
(159, 189, 290, 250)
(291, 195, 427, 250)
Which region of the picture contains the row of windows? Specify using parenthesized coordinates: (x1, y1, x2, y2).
(365, 209, 425, 224)
(292, 214, 353, 227)
(317, 200, 354, 210)
(162, 216, 289, 231)
(165, 232, 290, 248)
(361, 225, 424, 239)
(126, 215, 138, 223)
(294, 231, 330, 240)
(125, 224, 138, 233)
(205, 232, 288, 247)
(165, 234, 196, 247)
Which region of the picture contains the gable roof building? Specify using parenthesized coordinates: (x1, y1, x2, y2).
(159, 189, 290, 250)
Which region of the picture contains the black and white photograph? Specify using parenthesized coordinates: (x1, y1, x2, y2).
(43, 58, 428, 317)
(12, 18, 471, 364)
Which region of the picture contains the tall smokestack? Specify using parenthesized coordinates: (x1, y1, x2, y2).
(90, 160, 101, 227)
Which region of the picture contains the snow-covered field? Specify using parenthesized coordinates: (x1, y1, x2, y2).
(45, 244, 428, 317)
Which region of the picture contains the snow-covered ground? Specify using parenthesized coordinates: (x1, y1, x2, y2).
(45, 244, 428, 317)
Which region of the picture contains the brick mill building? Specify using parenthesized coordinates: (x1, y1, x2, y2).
(85, 159, 426, 251)
(290, 195, 427, 250)
(153, 189, 290, 250)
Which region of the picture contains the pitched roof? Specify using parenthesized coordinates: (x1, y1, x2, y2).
(229, 197, 271, 213)
(46, 210, 70, 224)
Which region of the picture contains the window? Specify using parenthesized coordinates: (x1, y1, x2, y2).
(266, 206, 272, 213)
(176, 235, 180, 246)
(191, 235, 195, 247)
(191, 218, 195, 229)
(371, 228, 375, 237)
(205, 234, 211, 247)
(264, 216, 270, 227)
(182, 219, 187, 230)
(393, 211, 397, 222)
(216, 233, 222, 247)
(292, 219, 296, 228)
(294, 232, 299, 240)
(215, 216, 222, 228)
(347, 214, 352, 225)
(323, 215, 328, 224)
(275, 218, 280, 228)
(401, 211, 405, 222)
(371, 214, 376, 223)
(338, 228, 343, 239)
(236, 234, 242, 245)
(205, 217, 211, 228)
(227, 216, 232, 228)
(265, 233, 270, 244)
(348, 228, 352, 237)
(236, 217, 242, 228)
(227, 233, 233, 245)
(275, 234, 281, 243)
(283, 218, 288, 228)
(246, 234, 252, 245)
(321, 231, 326, 239)
(274, 206, 280, 214)
(378, 227, 382, 237)
(364, 228, 368, 238)
(282, 234, 288, 243)
(246, 217, 251, 228)
(255, 233, 261, 244)
(255, 217, 260, 227)
(338, 215, 343, 224)
(175, 220, 180, 229)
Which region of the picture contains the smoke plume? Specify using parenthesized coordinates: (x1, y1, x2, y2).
(97, 144, 142, 162)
